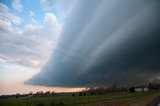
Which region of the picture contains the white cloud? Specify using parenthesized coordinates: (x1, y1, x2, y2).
(0, 18, 13, 31)
(29, 11, 34, 16)
(40, 0, 76, 18)
(0, 3, 22, 24)
(12, 0, 23, 12)
(40, 0, 58, 8)
(43, 13, 60, 37)
(0, 3, 9, 12)
(0, 11, 61, 70)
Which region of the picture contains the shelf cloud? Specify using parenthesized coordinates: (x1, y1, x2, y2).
(26, 0, 160, 87)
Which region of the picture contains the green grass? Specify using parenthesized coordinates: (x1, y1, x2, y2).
(0, 92, 157, 106)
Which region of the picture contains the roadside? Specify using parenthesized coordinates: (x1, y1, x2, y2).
(80, 92, 160, 106)
(79, 99, 127, 106)
(148, 97, 160, 106)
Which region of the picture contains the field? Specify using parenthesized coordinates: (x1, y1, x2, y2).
(0, 91, 159, 106)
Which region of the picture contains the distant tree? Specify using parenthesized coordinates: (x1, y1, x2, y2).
(72, 93, 75, 96)
(111, 85, 117, 92)
(129, 86, 135, 93)
(88, 87, 95, 95)
(16, 93, 20, 98)
(44, 91, 51, 97)
(51, 91, 55, 96)
(35, 91, 44, 97)
(29, 92, 33, 95)
(79, 92, 82, 96)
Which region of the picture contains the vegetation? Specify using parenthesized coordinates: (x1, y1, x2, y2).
(0, 83, 160, 106)
(0, 91, 159, 106)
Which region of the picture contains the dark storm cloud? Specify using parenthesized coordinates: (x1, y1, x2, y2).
(26, 0, 160, 87)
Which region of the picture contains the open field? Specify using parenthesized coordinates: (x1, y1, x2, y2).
(0, 91, 159, 106)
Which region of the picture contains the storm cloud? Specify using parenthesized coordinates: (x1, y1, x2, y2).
(26, 0, 160, 87)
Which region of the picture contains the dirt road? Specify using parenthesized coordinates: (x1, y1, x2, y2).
(148, 98, 160, 106)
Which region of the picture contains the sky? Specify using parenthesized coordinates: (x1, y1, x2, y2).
(0, 0, 84, 95)
(0, 0, 160, 95)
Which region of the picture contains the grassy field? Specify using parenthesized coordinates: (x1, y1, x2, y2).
(0, 91, 159, 106)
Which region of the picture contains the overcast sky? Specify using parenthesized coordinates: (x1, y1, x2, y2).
(0, 0, 160, 94)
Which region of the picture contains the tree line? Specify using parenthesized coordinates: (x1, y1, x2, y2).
(0, 82, 160, 99)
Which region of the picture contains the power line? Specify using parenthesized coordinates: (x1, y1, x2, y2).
(0, 17, 91, 60)
(0, 25, 95, 66)
(0, 17, 104, 68)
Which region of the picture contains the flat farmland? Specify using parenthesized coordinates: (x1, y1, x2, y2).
(0, 91, 159, 106)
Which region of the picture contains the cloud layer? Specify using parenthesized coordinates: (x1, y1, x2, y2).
(0, 3, 60, 69)
(12, 0, 23, 12)
(27, 0, 160, 87)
